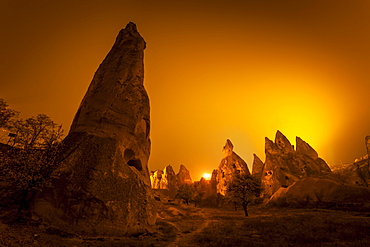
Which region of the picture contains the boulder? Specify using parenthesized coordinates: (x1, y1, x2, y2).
(30, 22, 156, 236)
(266, 177, 370, 207)
(330, 155, 369, 187)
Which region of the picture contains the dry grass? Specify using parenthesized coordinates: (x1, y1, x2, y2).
(192, 206, 370, 247)
(1, 202, 370, 246)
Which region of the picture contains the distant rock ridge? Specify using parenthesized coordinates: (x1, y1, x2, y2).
(262, 130, 332, 197)
(150, 164, 192, 198)
(30, 22, 156, 236)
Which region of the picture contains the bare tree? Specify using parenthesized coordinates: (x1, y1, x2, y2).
(0, 98, 19, 128)
(8, 114, 63, 149)
(226, 173, 261, 216)
(175, 184, 197, 205)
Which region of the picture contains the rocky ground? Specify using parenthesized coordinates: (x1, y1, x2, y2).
(1, 202, 370, 246)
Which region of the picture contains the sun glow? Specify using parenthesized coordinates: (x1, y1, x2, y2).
(203, 173, 211, 180)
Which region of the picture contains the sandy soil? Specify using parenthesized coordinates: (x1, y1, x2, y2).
(1, 202, 369, 246)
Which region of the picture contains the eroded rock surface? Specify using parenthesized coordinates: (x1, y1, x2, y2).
(262, 131, 331, 197)
(160, 165, 178, 198)
(330, 155, 370, 187)
(177, 164, 192, 185)
(266, 177, 370, 207)
(215, 139, 251, 195)
(150, 169, 163, 189)
(251, 153, 264, 181)
(30, 22, 156, 236)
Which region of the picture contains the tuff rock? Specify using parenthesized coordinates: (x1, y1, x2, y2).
(262, 131, 331, 197)
(30, 22, 156, 236)
(330, 155, 370, 187)
(215, 139, 251, 195)
(150, 164, 191, 199)
(251, 153, 264, 181)
(150, 169, 163, 189)
(266, 177, 370, 207)
(160, 165, 178, 198)
(177, 164, 192, 185)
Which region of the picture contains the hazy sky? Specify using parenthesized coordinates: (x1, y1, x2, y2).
(2, 0, 370, 180)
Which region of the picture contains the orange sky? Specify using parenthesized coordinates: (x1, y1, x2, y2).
(1, 0, 370, 181)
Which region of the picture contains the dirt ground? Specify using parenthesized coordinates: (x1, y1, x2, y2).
(1, 202, 370, 246)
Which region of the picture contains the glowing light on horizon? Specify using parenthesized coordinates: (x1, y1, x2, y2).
(203, 173, 211, 180)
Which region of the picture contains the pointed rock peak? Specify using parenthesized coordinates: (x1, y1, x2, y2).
(265, 137, 275, 154)
(179, 164, 188, 172)
(224, 139, 233, 150)
(253, 153, 263, 163)
(177, 164, 192, 184)
(296, 136, 318, 159)
(222, 139, 234, 157)
(125, 21, 137, 31)
(163, 164, 175, 174)
(252, 153, 264, 178)
(275, 130, 293, 153)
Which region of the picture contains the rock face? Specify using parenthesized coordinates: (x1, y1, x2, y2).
(177, 164, 192, 185)
(150, 164, 191, 199)
(150, 170, 163, 189)
(262, 131, 331, 198)
(251, 154, 264, 180)
(215, 140, 251, 195)
(160, 165, 178, 198)
(30, 22, 156, 236)
(330, 155, 370, 187)
(266, 177, 370, 207)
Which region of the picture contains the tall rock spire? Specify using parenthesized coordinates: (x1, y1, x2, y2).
(216, 139, 250, 195)
(30, 23, 156, 236)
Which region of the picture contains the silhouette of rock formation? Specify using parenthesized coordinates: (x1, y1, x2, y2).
(251, 153, 264, 180)
(262, 131, 332, 197)
(150, 164, 191, 199)
(215, 139, 251, 195)
(30, 22, 156, 236)
(177, 164, 192, 185)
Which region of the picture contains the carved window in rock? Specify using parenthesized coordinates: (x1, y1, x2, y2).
(265, 170, 273, 176)
(128, 159, 143, 171)
(232, 164, 236, 169)
(124, 148, 143, 171)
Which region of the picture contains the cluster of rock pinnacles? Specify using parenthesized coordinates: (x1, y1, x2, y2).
(28, 22, 370, 237)
(153, 132, 370, 205)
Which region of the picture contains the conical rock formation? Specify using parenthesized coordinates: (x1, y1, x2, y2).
(252, 153, 264, 181)
(216, 139, 250, 195)
(177, 164, 192, 185)
(30, 22, 156, 236)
